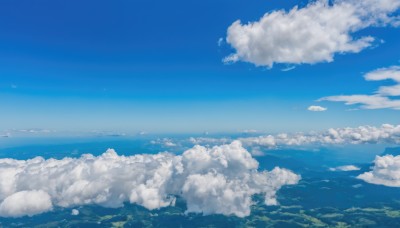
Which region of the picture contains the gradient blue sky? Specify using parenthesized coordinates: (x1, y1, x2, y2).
(1, 0, 399, 134)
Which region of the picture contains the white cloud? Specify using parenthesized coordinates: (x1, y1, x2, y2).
(240, 124, 400, 148)
(150, 138, 177, 147)
(352, 184, 363, 188)
(224, 0, 400, 67)
(321, 66, 400, 110)
(188, 137, 230, 145)
(308, 105, 327, 112)
(329, 165, 360, 171)
(0, 141, 300, 218)
(71, 209, 79, 216)
(0, 190, 52, 217)
(281, 66, 296, 72)
(321, 95, 400, 110)
(217, 37, 224, 47)
(358, 154, 400, 187)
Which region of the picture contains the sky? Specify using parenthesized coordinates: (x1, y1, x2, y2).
(1, 0, 400, 134)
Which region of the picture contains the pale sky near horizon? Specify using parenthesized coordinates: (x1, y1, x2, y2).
(1, 0, 400, 133)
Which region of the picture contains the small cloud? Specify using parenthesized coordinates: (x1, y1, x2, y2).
(281, 66, 296, 72)
(217, 37, 224, 47)
(150, 138, 177, 147)
(358, 154, 400, 187)
(352, 184, 363, 188)
(329, 165, 360, 172)
(307, 105, 327, 112)
(11, 84, 17, 89)
(251, 147, 265, 156)
(71, 209, 79, 216)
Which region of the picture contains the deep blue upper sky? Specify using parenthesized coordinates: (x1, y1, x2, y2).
(0, 0, 399, 134)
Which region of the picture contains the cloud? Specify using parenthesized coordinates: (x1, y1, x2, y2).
(241, 129, 259, 134)
(358, 154, 400, 187)
(224, 0, 400, 67)
(188, 137, 231, 145)
(365, 66, 400, 96)
(321, 66, 400, 110)
(71, 209, 79, 216)
(281, 66, 296, 72)
(352, 184, 363, 188)
(150, 138, 177, 147)
(329, 165, 360, 171)
(240, 124, 400, 148)
(0, 141, 300, 218)
(0, 190, 53, 217)
(321, 95, 400, 110)
(217, 37, 224, 47)
(308, 105, 328, 112)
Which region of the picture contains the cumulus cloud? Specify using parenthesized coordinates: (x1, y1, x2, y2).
(0, 141, 300, 218)
(321, 66, 400, 110)
(224, 0, 400, 67)
(358, 154, 400, 187)
(329, 165, 360, 171)
(71, 209, 79, 216)
(308, 105, 327, 112)
(0, 190, 52, 217)
(240, 124, 400, 149)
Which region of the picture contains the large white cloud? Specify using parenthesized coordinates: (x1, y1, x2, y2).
(321, 66, 400, 110)
(0, 141, 300, 218)
(0, 190, 52, 217)
(224, 0, 400, 67)
(358, 154, 400, 187)
(240, 124, 400, 149)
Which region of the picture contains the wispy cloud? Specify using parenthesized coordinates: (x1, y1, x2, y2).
(320, 66, 400, 110)
(281, 66, 296, 72)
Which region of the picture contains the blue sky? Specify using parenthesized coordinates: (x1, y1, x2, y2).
(1, 0, 400, 133)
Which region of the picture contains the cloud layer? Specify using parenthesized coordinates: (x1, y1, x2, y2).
(321, 66, 400, 110)
(358, 154, 400, 187)
(0, 141, 300, 218)
(240, 124, 400, 148)
(224, 0, 400, 67)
